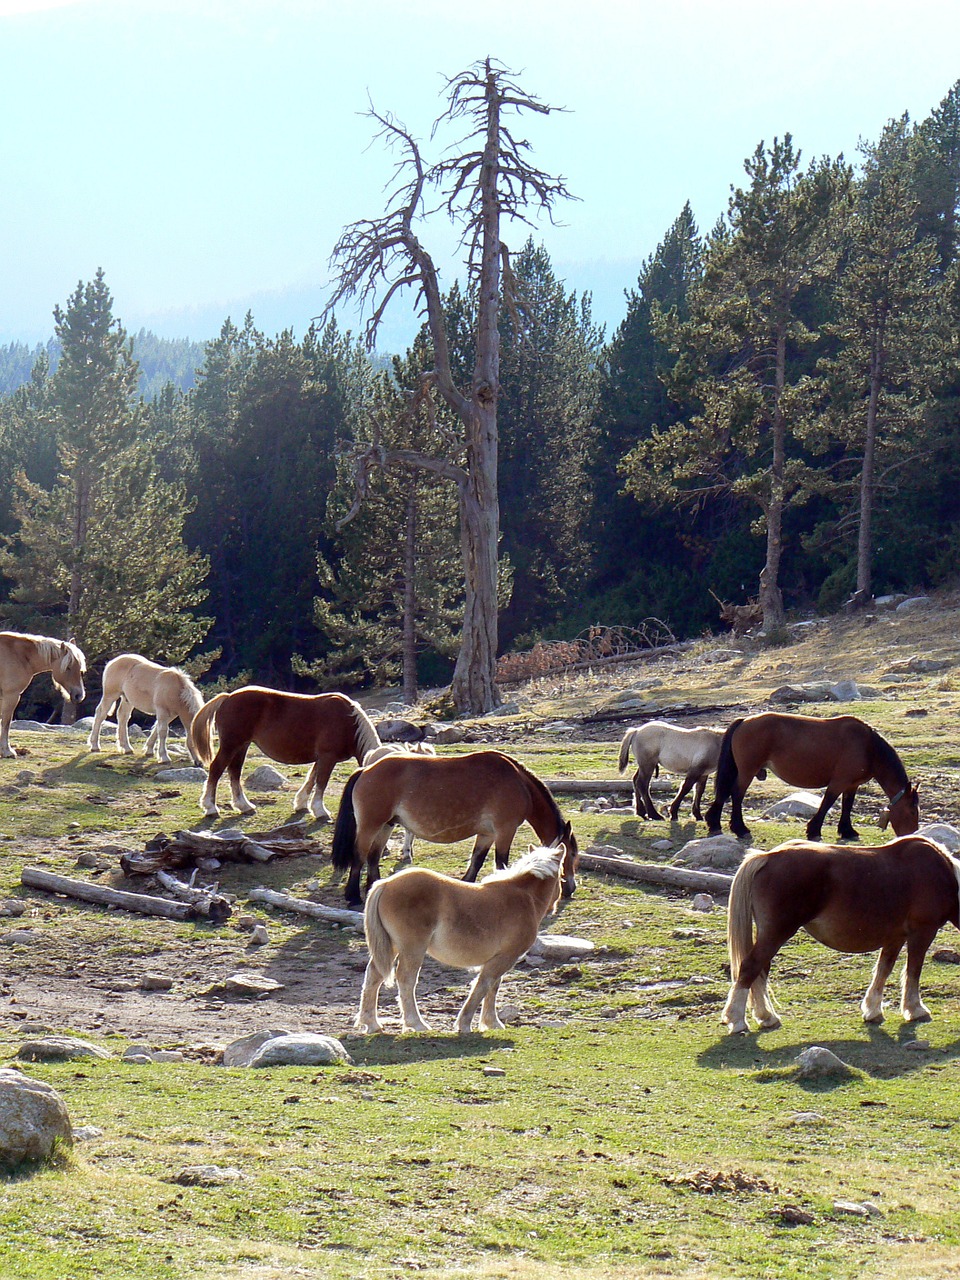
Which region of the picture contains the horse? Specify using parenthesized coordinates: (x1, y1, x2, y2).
(355, 844, 566, 1034)
(0, 631, 86, 758)
(361, 741, 437, 867)
(704, 712, 919, 842)
(618, 721, 723, 821)
(331, 749, 578, 908)
(187, 686, 380, 820)
(721, 836, 960, 1035)
(87, 653, 204, 765)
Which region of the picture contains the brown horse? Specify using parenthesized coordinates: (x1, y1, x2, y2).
(187, 686, 380, 819)
(88, 653, 204, 764)
(356, 844, 566, 1034)
(331, 750, 578, 908)
(0, 631, 86, 758)
(705, 712, 919, 841)
(722, 837, 960, 1034)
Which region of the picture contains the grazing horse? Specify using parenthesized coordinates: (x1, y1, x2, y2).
(618, 721, 723, 821)
(361, 741, 436, 867)
(331, 749, 578, 908)
(88, 653, 204, 764)
(356, 844, 566, 1034)
(722, 837, 960, 1034)
(0, 631, 86, 758)
(187, 686, 380, 820)
(705, 712, 919, 842)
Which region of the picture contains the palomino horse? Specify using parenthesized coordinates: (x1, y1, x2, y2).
(705, 712, 919, 841)
(361, 741, 436, 866)
(356, 844, 566, 1034)
(187, 686, 380, 820)
(618, 721, 723, 821)
(331, 749, 578, 908)
(0, 631, 86, 758)
(722, 837, 960, 1034)
(88, 653, 204, 764)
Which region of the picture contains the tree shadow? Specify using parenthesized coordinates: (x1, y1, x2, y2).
(340, 1032, 515, 1066)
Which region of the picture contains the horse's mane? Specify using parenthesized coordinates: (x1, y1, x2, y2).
(869, 728, 909, 785)
(347, 696, 380, 761)
(501, 753, 565, 835)
(482, 845, 562, 884)
(29, 635, 86, 673)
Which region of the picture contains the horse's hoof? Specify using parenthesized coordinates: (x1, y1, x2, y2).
(757, 1015, 782, 1031)
(725, 1023, 749, 1036)
(862, 1010, 885, 1024)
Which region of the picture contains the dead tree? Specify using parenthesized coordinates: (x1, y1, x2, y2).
(325, 59, 572, 715)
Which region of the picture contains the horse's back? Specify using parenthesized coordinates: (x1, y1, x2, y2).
(218, 686, 358, 762)
(735, 712, 873, 785)
(357, 750, 530, 837)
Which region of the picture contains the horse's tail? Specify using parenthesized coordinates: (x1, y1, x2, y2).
(331, 770, 362, 872)
(348, 697, 381, 763)
(363, 880, 397, 986)
(178, 674, 205, 724)
(713, 719, 743, 804)
(618, 729, 637, 774)
(187, 692, 228, 767)
(727, 850, 765, 980)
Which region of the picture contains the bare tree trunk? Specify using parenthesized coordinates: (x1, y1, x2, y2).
(855, 340, 885, 604)
(452, 406, 500, 713)
(402, 487, 418, 706)
(759, 327, 786, 631)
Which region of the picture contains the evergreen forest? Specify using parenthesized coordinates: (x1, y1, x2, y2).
(1, 79, 959, 703)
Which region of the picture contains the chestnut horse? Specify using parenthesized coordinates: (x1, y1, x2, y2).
(88, 653, 204, 764)
(722, 837, 960, 1034)
(360, 741, 436, 866)
(331, 750, 578, 908)
(356, 844, 566, 1034)
(0, 631, 86, 758)
(705, 712, 919, 841)
(618, 721, 723, 822)
(187, 686, 380, 819)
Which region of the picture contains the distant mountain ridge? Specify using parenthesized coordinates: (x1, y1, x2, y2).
(0, 330, 207, 400)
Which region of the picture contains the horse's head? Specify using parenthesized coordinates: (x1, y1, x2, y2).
(559, 820, 579, 899)
(879, 784, 920, 836)
(53, 639, 86, 705)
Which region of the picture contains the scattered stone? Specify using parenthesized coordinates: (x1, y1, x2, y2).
(833, 1199, 871, 1217)
(376, 719, 428, 743)
(690, 893, 714, 912)
(13, 770, 36, 786)
(895, 596, 933, 613)
(0, 1069, 72, 1165)
(432, 725, 467, 745)
(933, 947, 960, 964)
(123, 1054, 153, 1066)
(674, 835, 747, 870)
(173, 1164, 244, 1186)
(672, 927, 709, 941)
(482, 1066, 506, 1078)
(74, 851, 100, 869)
(526, 934, 595, 962)
(795, 1046, 856, 1079)
(885, 655, 952, 675)
(651, 839, 674, 851)
(72, 1126, 103, 1141)
(196, 858, 221, 872)
(248, 925, 270, 946)
(217, 973, 284, 998)
(904, 1040, 930, 1053)
(787, 1112, 826, 1126)
(150, 1050, 185, 1063)
(498, 1005, 521, 1025)
(140, 973, 174, 992)
(0, 902, 26, 918)
(246, 1033, 352, 1069)
(769, 682, 834, 704)
(18, 1036, 112, 1063)
(245, 765, 288, 791)
(763, 792, 822, 820)
(154, 767, 206, 783)
(0, 929, 40, 945)
(222, 1029, 296, 1068)
(918, 822, 960, 853)
(481, 702, 520, 718)
(778, 1205, 815, 1225)
(235, 915, 259, 932)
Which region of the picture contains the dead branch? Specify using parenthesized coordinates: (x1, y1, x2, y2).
(21, 867, 200, 922)
(120, 826, 321, 876)
(153, 871, 233, 925)
(247, 886, 364, 928)
(577, 851, 733, 895)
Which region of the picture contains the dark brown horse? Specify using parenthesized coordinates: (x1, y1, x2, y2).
(188, 686, 380, 819)
(705, 712, 919, 841)
(331, 750, 578, 908)
(722, 837, 960, 1034)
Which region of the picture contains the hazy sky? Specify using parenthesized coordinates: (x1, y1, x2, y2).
(2, 0, 959, 351)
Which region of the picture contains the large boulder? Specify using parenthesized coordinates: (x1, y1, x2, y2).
(763, 792, 822, 820)
(673, 835, 748, 871)
(918, 823, 960, 854)
(0, 1069, 72, 1166)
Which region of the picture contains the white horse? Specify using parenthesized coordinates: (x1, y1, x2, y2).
(0, 631, 86, 758)
(618, 721, 723, 822)
(88, 653, 204, 765)
(361, 741, 437, 865)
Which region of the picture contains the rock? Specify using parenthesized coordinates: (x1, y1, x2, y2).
(72, 1125, 103, 1141)
(674, 835, 747, 870)
(896, 596, 933, 613)
(248, 925, 270, 947)
(13, 770, 36, 785)
(482, 1067, 506, 1078)
(788, 1112, 825, 1125)
(690, 893, 714, 912)
(829, 680, 862, 702)
(0, 929, 40, 945)
(235, 915, 259, 932)
(245, 765, 288, 791)
(918, 822, 960, 853)
(933, 947, 960, 964)
(498, 1005, 521, 1025)
(222, 1029, 296, 1068)
(795, 1046, 856, 1079)
(0, 901, 26, 918)
(173, 1165, 243, 1186)
(376, 719, 428, 743)
(150, 1050, 185, 1063)
(0, 1069, 72, 1166)
(526, 934, 595, 962)
(832, 1199, 871, 1217)
(140, 973, 174, 992)
(154, 767, 207, 783)
(18, 1036, 112, 1063)
(651, 839, 674, 851)
(904, 1040, 930, 1053)
(763, 791, 822, 820)
(246, 1033, 352, 1069)
(432, 725, 467, 744)
(769, 682, 835, 704)
(885, 655, 952, 675)
(217, 973, 284, 998)
(481, 702, 520, 718)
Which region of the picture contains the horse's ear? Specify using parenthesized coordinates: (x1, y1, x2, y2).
(878, 807, 891, 831)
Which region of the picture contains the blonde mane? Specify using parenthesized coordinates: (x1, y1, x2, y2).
(481, 845, 563, 884)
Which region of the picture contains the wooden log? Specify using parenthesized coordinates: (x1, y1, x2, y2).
(153, 870, 233, 924)
(21, 867, 198, 921)
(577, 850, 734, 895)
(247, 886, 363, 928)
(546, 779, 633, 795)
(581, 703, 732, 726)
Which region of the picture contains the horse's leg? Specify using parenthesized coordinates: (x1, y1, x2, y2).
(722, 925, 791, 1034)
(87, 693, 111, 752)
(690, 774, 708, 823)
(397, 828, 415, 866)
(457, 954, 516, 1033)
(116, 699, 135, 754)
(634, 767, 663, 820)
(199, 749, 228, 816)
(463, 837, 494, 882)
(728, 772, 756, 839)
(394, 949, 431, 1032)
(355, 958, 387, 1034)
(154, 714, 173, 764)
(836, 790, 859, 841)
(669, 773, 699, 822)
(227, 747, 257, 814)
(0, 691, 19, 758)
(805, 789, 841, 841)
(292, 763, 319, 814)
(901, 931, 938, 1023)
(306, 754, 338, 822)
(861, 942, 902, 1023)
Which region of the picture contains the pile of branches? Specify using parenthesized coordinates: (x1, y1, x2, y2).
(497, 622, 676, 684)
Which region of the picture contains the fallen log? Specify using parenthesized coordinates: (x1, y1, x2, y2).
(581, 703, 733, 726)
(22, 867, 199, 921)
(121, 826, 323, 875)
(153, 870, 233, 925)
(546, 779, 633, 796)
(247, 886, 363, 928)
(577, 850, 734, 895)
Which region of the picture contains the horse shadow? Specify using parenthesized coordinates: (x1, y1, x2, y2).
(698, 1023, 960, 1085)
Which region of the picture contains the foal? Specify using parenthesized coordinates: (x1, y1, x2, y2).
(88, 653, 204, 764)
